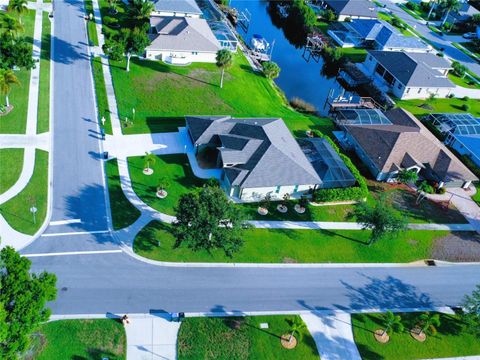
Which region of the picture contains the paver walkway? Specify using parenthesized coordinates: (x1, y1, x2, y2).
(301, 312, 361, 360)
(125, 314, 180, 360)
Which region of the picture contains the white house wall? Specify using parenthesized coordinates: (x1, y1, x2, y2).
(151, 11, 201, 18)
(145, 50, 218, 64)
(239, 185, 316, 202)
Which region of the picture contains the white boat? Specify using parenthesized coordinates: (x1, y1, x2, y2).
(251, 34, 269, 52)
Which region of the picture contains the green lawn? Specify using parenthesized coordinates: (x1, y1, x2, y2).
(134, 221, 449, 263)
(0, 150, 48, 235)
(377, 12, 413, 37)
(85, 0, 99, 46)
(340, 47, 368, 62)
(92, 57, 113, 134)
(178, 316, 319, 360)
(397, 98, 480, 118)
(473, 183, 480, 206)
(352, 312, 480, 360)
(0, 10, 36, 134)
(109, 52, 333, 136)
(106, 159, 141, 229)
(38, 12, 51, 134)
(0, 149, 24, 195)
(34, 319, 126, 360)
(448, 72, 480, 89)
(460, 41, 480, 59)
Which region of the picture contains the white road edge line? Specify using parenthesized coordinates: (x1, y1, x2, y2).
(50, 219, 82, 225)
(42, 230, 110, 237)
(25, 249, 122, 257)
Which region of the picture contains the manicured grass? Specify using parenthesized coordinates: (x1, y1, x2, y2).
(352, 312, 480, 360)
(377, 12, 413, 37)
(0, 150, 48, 235)
(340, 47, 368, 62)
(460, 41, 480, 59)
(34, 319, 126, 360)
(109, 52, 334, 135)
(106, 159, 141, 230)
(0, 10, 35, 134)
(85, 0, 99, 46)
(178, 316, 319, 359)
(473, 183, 480, 206)
(37, 12, 51, 134)
(0, 149, 24, 195)
(134, 221, 448, 263)
(92, 57, 113, 134)
(448, 72, 480, 89)
(399, 4, 425, 20)
(397, 98, 480, 118)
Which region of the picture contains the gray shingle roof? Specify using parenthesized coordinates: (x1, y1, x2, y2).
(368, 50, 453, 88)
(343, 108, 477, 182)
(186, 116, 322, 188)
(151, 0, 202, 15)
(324, 0, 377, 18)
(147, 16, 220, 52)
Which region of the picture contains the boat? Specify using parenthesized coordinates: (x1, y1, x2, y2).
(251, 34, 269, 52)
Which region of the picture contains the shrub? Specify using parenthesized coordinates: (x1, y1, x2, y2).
(452, 61, 467, 78)
(461, 104, 470, 111)
(406, 1, 419, 11)
(448, 93, 455, 98)
(437, 187, 447, 194)
(322, 9, 337, 22)
(463, 96, 470, 101)
(290, 97, 317, 113)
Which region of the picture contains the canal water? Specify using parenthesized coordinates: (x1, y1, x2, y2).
(230, 0, 348, 116)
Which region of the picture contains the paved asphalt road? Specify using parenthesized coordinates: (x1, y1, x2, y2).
(22, 0, 480, 315)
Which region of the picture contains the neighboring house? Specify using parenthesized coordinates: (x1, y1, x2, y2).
(329, 19, 432, 52)
(150, 0, 203, 18)
(333, 107, 478, 188)
(186, 116, 355, 201)
(444, 1, 479, 23)
(320, 0, 377, 21)
(360, 50, 454, 99)
(146, 16, 221, 64)
(426, 113, 480, 167)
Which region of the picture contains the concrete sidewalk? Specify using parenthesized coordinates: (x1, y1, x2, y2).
(125, 314, 180, 360)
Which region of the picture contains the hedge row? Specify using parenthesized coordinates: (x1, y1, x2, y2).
(311, 133, 369, 202)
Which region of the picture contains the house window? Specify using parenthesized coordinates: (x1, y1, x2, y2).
(406, 88, 410, 94)
(192, 52, 198, 55)
(275, 186, 281, 193)
(397, 83, 402, 89)
(418, 88, 422, 93)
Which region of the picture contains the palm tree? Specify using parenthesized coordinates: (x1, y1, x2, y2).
(157, 177, 170, 195)
(7, 0, 29, 25)
(440, 0, 461, 27)
(380, 311, 404, 337)
(0, 14, 24, 38)
(397, 169, 418, 185)
(143, 152, 156, 172)
(0, 69, 20, 108)
(418, 313, 441, 337)
(128, 0, 154, 21)
(427, 0, 438, 21)
(215, 49, 233, 89)
(288, 317, 306, 344)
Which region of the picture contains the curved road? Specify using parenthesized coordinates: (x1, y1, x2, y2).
(23, 0, 480, 315)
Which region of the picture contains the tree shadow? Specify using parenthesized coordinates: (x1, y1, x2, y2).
(355, 344, 385, 360)
(52, 36, 88, 65)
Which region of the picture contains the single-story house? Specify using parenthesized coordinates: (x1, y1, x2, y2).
(150, 0, 203, 18)
(146, 16, 221, 64)
(360, 50, 454, 99)
(186, 116, 355, 201)
(320, 0, 377, 21)
(425, 113, 480, 167)
(444, 1, 479, 23)
(329, 19, 432, 52)
(333, 107, 478, 188)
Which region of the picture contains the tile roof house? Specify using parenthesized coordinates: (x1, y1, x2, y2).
(320, 0, 377, 21)
(445, 1, 480, 23)
(186, 116, 354, 201)
(334, 108, 478, 188)
(360, 50, 454, 99)
(145, 16, 221, 64)
(151, 0, 203, 18)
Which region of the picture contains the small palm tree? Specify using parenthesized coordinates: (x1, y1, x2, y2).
(143, 152, 156, 172)
(380, 311, 404, 337)
(0, 69, 20, 108)
(216, 49, 233, 89)
(397, 169, 418, 185)
(259, 194, 271, 211)
(7, 0, 29, 25)
(418, 312, 441, 337)
(128, 0, 154, 21)
(157, 177, 171, 195)
(0, 14, 24, 38)
(288, 317, 306, 344)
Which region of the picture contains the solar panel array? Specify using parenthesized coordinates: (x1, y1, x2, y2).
(432, 113, 480, 136)
(338, 109, 392, 125)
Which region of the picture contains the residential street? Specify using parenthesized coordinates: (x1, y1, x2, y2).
(19, 0, 480, 318)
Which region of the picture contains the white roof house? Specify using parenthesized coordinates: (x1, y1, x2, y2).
(145, 16, 221, 64)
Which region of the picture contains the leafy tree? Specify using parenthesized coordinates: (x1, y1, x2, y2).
(0, 68, 20, 107)
(380, 311, 404, 337)
(289, 0, 317, 32)
(288, 317, 307, 343)
(172, 185, 248, 257)
(323, 9, 337, 22)
(0, 14, 24, 38)
(440, 0, 461, 26)
(353, 194, 407, 245)
(262, 61, 281, 80)
(452, 61, 467, 78)
(0, 246, 57, 358)
(322, 46, 344, 65)
(7, 0, 28, 25)
(0, 35, 35, 69)
(461, 284, 480, 337)
(215, 49, 233, 89)
(128, 0, 154, 22)
(418, 312, 441, 336)
(397, 169, 419, 185)
(123, 27, 150, 72)
(108, 0, 118, 13)
(102, 37, 125, 61)
(143, 152, 156, 171)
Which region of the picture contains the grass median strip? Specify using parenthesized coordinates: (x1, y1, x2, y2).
(0, 149, 48, 235)
(92, 57, 113, 134)
(37, 12, 51, 134)
(85, 0, 99, 46)
(0, 149, 24, 195)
